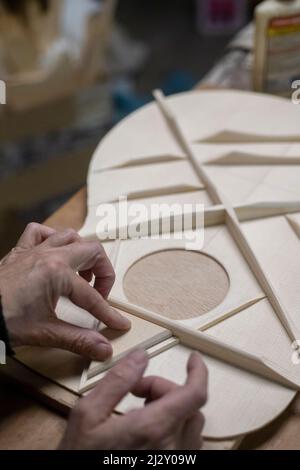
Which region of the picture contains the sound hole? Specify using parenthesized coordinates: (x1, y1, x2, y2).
(123, 250, 229, 320)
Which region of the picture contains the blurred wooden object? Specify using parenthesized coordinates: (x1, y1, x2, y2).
(0, 0, 116, 114)
(0, 0, 116, 256)
(0, 0, 116, 140)
(0, 0, 60, 74)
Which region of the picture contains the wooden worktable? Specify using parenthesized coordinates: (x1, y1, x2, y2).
(0, 187, 300, 449)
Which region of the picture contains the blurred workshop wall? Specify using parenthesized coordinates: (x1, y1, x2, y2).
(0, 0, 117, 257)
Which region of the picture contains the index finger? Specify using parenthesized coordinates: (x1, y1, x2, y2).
(132, 375, 177, 402)
(136, 353, 208, 425)
(57, 241, 115, 298)
(17, 223, 56, 249)
(80, 350, 149, 422)
(65, 271, 131, 330)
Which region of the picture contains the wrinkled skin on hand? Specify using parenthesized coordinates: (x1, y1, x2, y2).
(0, 223, 131, 360)
(59, 350, 208, 450)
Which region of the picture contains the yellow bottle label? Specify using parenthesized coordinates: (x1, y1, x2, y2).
(265, 14, 300, 94)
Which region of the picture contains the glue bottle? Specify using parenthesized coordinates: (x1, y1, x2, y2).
(254, 0, 300, 95)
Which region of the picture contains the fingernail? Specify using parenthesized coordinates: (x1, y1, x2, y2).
(101, 343, 113, 357)
(117, 312, 132, 330)
(121, 317, 131, 329)
(128, 349, 147, 364)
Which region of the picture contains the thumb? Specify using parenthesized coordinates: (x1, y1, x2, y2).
(81, 349, 148, 420)
(41, 319, 113, 361)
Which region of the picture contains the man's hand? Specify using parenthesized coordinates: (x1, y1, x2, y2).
(0, 223, 130, 360)
(59, 350, 208, 450)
